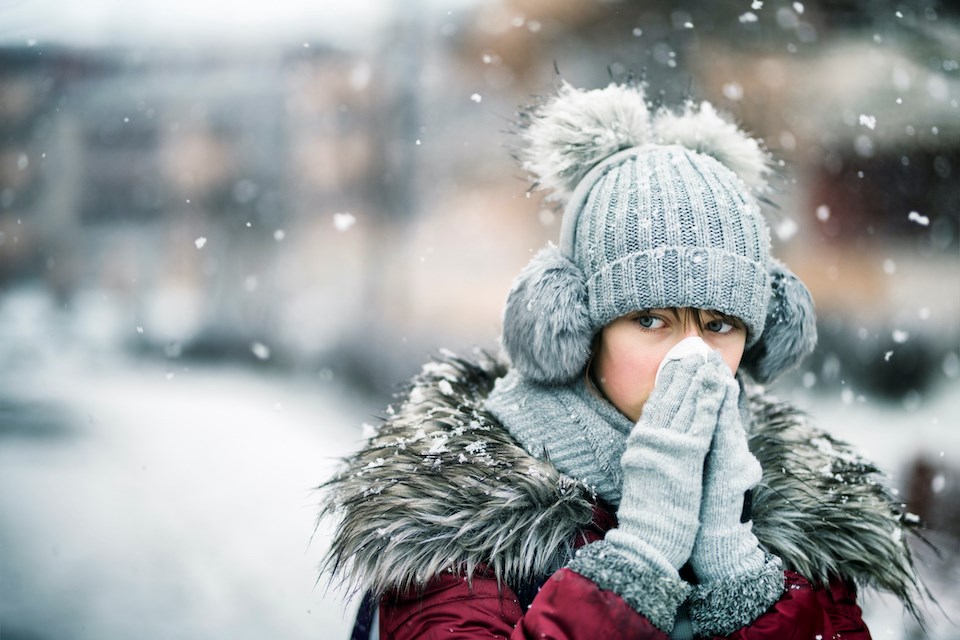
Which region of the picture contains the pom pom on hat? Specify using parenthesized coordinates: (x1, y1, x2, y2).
(518, 81, 773, 203)
(654, 101, 772, 195)
(518, 80, 653, 203)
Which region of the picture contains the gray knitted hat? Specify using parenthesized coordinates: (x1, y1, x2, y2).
(501, 81, 817, 385)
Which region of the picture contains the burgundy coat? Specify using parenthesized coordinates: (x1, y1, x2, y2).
(378, 505, 871, 640)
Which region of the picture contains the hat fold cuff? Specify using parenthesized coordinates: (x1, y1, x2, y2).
(586, 246, 770, 345)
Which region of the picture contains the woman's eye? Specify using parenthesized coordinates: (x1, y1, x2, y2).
(636, 315, 665, 329)
(706, 319, 733, 334)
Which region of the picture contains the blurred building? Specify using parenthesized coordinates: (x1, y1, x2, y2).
(0, 45, 413, 386)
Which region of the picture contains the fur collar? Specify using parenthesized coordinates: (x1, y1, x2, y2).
(318, 351, 922, 615)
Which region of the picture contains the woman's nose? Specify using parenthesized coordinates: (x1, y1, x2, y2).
(683, 323, 703, 338)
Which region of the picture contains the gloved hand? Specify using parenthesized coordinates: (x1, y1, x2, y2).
(688, 371, 784, 636)
(608, 347, 728, 574)
(570, 345, 728, 632)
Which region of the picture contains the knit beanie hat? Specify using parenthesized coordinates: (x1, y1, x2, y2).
(501, 81, 817, 385)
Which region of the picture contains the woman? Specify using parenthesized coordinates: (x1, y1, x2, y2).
(319, 80, 923, 638)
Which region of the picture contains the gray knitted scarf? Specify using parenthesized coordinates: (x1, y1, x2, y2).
(484, 369, 634, 507)
(486, 369, 719, 640)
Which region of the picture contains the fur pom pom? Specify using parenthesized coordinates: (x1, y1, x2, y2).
(501, 244, 593, 384)
(519, 81, 652, 202)
(742, 260, 817, 383)
(654, 101, 772, 194)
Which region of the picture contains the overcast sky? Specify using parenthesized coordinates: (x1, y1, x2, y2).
(0, 0, 478, 50)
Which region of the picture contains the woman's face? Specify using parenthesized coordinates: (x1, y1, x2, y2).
(591, 308, 747, 422)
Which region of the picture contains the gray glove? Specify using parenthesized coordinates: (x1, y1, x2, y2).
(569, 351, 727, 632)
(689, 373, 784, 636)
(610, 350, 728, 572)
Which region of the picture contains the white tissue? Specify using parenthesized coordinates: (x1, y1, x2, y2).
(655, 336, 714, 385)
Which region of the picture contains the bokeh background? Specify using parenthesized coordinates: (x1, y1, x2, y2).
(1, 0, 958, 638)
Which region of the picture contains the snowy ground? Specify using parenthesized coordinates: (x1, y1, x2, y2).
(1, 289, 957, 638)
(0, 353, 370, 639)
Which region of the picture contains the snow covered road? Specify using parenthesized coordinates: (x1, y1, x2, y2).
(0, 356, 368, 639)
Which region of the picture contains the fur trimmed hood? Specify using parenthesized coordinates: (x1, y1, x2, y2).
(318, 351, 923, 616)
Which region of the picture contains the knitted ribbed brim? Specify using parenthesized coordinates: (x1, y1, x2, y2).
(587, 247, 768, 346)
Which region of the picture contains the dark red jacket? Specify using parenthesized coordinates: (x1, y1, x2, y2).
(378, 506, 871, 640)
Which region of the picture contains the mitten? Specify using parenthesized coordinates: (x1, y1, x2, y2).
(688, 374, 784, 636)
(569, 348, 726, 632)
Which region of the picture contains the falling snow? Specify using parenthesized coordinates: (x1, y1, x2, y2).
(775, 217, 798, 241)
(932, 474, 946, 493)
(251, 342, 271, 360)
(333, 212, 356, 231)
(722, 82, 744, 101)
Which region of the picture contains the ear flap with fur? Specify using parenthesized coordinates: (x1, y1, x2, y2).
(742, 260, 818, 384)
(501, 244, 593, 385)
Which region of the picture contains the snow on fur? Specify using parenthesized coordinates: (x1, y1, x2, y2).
(518, 81, 653, 202)
(654, 101, 772, 195)
(317, 352, 595, 598)
(742, 259, 818, 383)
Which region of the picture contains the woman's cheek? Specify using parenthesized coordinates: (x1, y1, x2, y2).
(617, 354, 662, 419)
